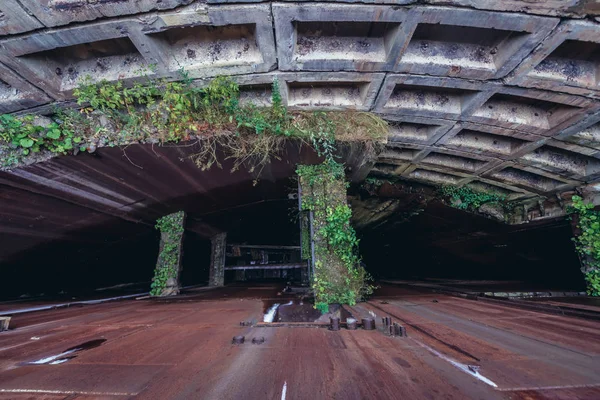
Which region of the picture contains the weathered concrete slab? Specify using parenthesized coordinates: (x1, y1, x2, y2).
(404, 164, 471, 185)
(435, 122, 543, 160)
(0, 19, 149, 100)
(0, 4, 276, 100)
(396, 7, 558, 80)
(273, 3, 411, 72)
(278, 72, 385, 111)
(422, 0, 590, 18)
(0, 0, 44, 35)
(467, 86, 595, 136)
(467, 177, 534, 200)
(518, 143, 600, 181)
(556, 113, 600, 151)
(507, 20, 600, 98)
(213, 0, 416, 3)
(371, 161, 410, 175)
(0, 62, 51, 113)
(374, 74, 497, 119)
(382, 115, 453, 145)
(484, 163, 577, 194)
(139, 4, 276, 80)
(419, 147, 498, 175)
(19, 0, 194, 28)
(380, 142, 428, 163)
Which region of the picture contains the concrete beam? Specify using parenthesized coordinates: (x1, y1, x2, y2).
(483, 163, 578, 195)
(435, 122, 543, 160)
(396, 7, 558, 80)
(0, 4, 277, 100)
(0, 1, 43, 35)
(467, 86, 596, 137)
(209, 232, 227, 287)
(0, 62, 51, 113)
(18, 0, 194, 28)
(507, 20, 600, 98)
(423, 0, 588, 18)
(374, 74, 497, 119)
(0, 18, 148, 100)
(279, 72, 385, 111)
(140, 4, 276, 80)
(273, 3, 411, 72)
(382, 115, 454, 146)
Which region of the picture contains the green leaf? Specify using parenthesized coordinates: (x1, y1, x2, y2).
(46, 130, 61, 139)
(19, 138, 34, 148)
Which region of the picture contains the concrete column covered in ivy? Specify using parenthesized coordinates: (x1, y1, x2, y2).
(570, 196, 600, 296)
(297, 161, 373, 313)
(209, 232, 227, 287)
(151, 211, 186, 297)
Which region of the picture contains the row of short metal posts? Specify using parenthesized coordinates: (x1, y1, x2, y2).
(329, 316, 407, 336)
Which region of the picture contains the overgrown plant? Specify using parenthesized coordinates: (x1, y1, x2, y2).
(0, 113, 85, 168)
(569, 195, 600, 296)
(150, 211, 185, 297)
(440, 185, 508, 211)
(297, 161, 374, 313)
(1, 73, 387, 172)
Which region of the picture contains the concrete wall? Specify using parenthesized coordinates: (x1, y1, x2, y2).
(1, 1, 600, 209)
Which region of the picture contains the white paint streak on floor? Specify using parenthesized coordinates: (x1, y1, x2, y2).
(263, 303, 280, 322)
(29, 348, 78, 365)
(281, 381, 287, 400)
(414, 340, 498, 388)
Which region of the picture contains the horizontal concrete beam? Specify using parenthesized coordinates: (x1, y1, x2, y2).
(19, 0, 194, 29)
(0, 0, 43, 35)
(0, 62, 51, 113)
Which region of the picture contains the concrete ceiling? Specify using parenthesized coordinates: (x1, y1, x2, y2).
(1, 1, 600, 200)
(1, 1, 600, 285)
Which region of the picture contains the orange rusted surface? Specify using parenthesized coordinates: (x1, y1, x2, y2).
(0, 283, 599, 399)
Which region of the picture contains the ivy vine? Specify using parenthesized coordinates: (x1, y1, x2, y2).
(440, 185, 509, 211)
(150, 211, 185, 297)
(297, 160, 374, 313)
(569, 195, 600, 296)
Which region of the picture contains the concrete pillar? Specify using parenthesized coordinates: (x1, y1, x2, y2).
(152, 211, 185, 297)
(209, 232, 227, 287)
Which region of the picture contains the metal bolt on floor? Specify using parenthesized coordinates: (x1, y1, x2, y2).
(232, 335, 245, 344)
(346, 318, 357, 330)
(330, 317, 340, 331)
(362, 318, 375, 330)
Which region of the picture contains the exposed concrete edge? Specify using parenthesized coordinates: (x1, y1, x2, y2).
(380, 280, 600, 321)
(0, 284, 216, 316)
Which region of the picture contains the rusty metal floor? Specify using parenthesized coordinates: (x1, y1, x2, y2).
(1, 284, 599, 399)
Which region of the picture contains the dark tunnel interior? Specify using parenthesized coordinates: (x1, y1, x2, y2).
(0, 181, 586, 301)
